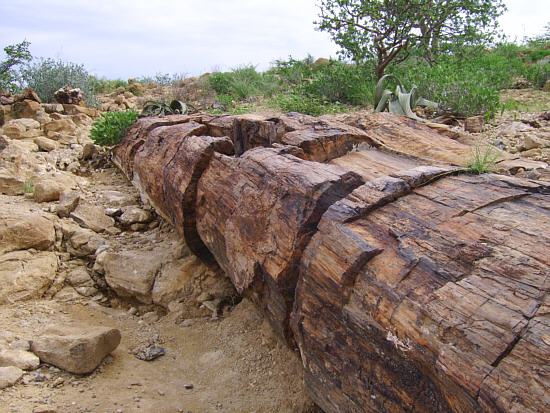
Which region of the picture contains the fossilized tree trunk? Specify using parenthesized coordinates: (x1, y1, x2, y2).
(113, 112, 549, 413)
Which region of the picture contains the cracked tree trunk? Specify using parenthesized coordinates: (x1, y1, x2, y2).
(113, 112, 550, 413)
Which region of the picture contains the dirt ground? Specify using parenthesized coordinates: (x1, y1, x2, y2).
(0, 297, 312, 413)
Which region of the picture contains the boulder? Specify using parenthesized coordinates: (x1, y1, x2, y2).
(54, 87, 83, 105)
(34, 136, 59, 152)
(33, 179, 65, 202)
(103, 246, 174, 303)
(63, 104, 99, 118)
(58, 219, 106, 258)
(521, 134, 544, 151)
(12, 99, 42, 119)
(43, 118, 77, 135)
(14, 88, 41, 103)
(118, 206, 152, 226)
(2, 118, 41, 139)
(69, 202, 115, 233)
(0, 251, 58, 304)
(30, 325, 121, 374)
(0, 348, 40, 370)
(464, 116, 484, 133)
(42, 103, 64, 114)
(0, 366, 24, 389)
(0, 209, 55, 254)
(100, 190, 139, 208)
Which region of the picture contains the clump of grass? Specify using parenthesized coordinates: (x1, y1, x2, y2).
(467, 143, 500, 174)
(23, 179, 34, 194)
(90, 110, 139, 146)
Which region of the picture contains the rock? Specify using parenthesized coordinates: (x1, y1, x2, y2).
(464, 115, 484, 133)
(66, 266, 94, 288)
(0, 251, 58, 304)
(12, 99, 42, 119)
(103, 245, 175, 303)
(133, 345, 165, 361)
(80, 143, 98, 160)
(56, 191, 80, 217)
(70, 202, 115, 233)
(521, 134, 544, 151)
(119, 206, 152, 225)
(0, 92, 14, 105)
(62, 104, 99, 118)
(43, 118, 77, 135)
(0, 348, 40, 370)
(33, 179, 65, 202)
(100, 190, 139, 208)
(15, 88, 41, 103)
(0, 366, 24, 389)
(30, 325, 121, 374)
(58, 220, 106, 258)
(0, 209, 55, 254)
(54, 87, 83, 105)
(42, 103, 64, 114)
(543, 80, 550, 92)
(34, 136, 59, 152)
(2, 118, 41, 139)
(0, 134, 8, 151)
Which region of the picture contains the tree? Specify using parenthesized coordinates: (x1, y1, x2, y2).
(0, 40, 32, 93)
(316, 0, 507, 78)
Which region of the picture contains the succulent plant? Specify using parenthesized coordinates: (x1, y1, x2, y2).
(374, 74, 438, 120)
(140, 100, 188, 117)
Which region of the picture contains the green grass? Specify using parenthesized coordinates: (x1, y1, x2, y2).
(467, 144, 500, 174)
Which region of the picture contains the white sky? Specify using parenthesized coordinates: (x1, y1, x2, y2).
(1, 0, 548, 79)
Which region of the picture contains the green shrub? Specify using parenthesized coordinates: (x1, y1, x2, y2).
(21, 58, 97, 105)
(0, 40, 32, 93)
(90, 110, 138, 146)
(271, 93, 345, 116)
(89, 76, 128, 94)
(208, 66, 279, 101)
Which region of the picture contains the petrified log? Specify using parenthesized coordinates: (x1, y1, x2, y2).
(291, 172, 549, 413)
(114, 112, 549, 413)
(196, 146, 363, 338)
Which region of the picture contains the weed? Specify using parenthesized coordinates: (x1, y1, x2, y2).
(23, 179, 34, 194)
(90, 110, 139, 146)
(467, 143, 500, 174)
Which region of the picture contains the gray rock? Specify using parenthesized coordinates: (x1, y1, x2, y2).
(56, 191, 80, 218)
(119, 207, 153, 226)
(34, 136, 59, 152)
(30, 325, 121, 374)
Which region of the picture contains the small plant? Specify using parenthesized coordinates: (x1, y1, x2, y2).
(140, 100, 189, 117)
(374, 74, 438, 119)
(467, 143, 500, 174)
(23, 179, 34, 194)
(90, 110, 139, 146)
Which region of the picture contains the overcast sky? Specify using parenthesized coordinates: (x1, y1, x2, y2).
(1, 0, 548, 79)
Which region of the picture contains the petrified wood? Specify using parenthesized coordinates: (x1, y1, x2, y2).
(114, 112, 549, 413)
(291, 172, 549, 413)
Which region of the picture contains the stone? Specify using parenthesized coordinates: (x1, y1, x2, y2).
(521, 134, 544, 151)
(12, 99, 42, 119)
(0, 348, 40, 370)
(0, 209, 55, 254)
(58, 220, 106, 258)
(0, 366, 24, 389)
(0, 251, 58, 304)
(54, 87, 83, 105)
(103, 246, 174, 303)
(56, 191, 80, 217)
(62, 104, 99, 118)
(133, 345, 165, 361)
(43, 118, 77, 135)
(67, 266, 94, 288)
(34, 136, 59, 152)
(42, 103, 64, 114)
(118, 206, 152, 226)
(33, 179, 65, 202)
(15, 88, 41, 103)
(464, 115, 484, 133)
(30, 325, 121, 374)
(2, 118, 41, 139)
(80, 143, 98, 160)
(70, 202, 115, 233)
(100, 190, 139, 208)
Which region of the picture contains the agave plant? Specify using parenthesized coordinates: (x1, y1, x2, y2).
(374, 75, 438, 120)
(140, 100, 189, 117)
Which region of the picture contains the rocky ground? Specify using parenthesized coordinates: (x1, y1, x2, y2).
(0, 87, 548, 413)
(0, 92, 313, 413)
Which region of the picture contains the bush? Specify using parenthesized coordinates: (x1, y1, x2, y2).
(89, 76, 128, 94)
(0, 40, 32, 93)
(90, 110, 138, 146)
(208, 66, 279, 100)
(21, 58, 97, 105)
(270, 93, 345, 116)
